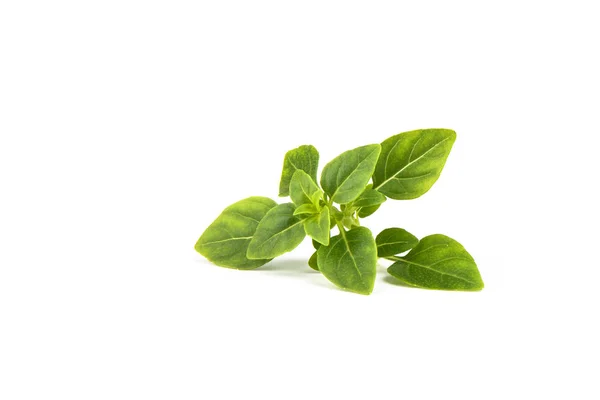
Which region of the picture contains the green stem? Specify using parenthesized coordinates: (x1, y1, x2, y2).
(327, 196, 334, 208)
(336, 221, 347, 241)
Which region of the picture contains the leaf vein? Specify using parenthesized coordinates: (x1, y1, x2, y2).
(227, 211, 260, 223)
(201, 237, 252, 245)
(375, 136, 451, 190)
(331, 147, 378, 202)
(399, 259, 475, 284)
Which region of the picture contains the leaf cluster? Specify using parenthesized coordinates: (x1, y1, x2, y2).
(195, 129, 484, 295)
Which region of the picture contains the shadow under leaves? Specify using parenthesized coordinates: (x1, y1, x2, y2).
(252, 258, 318, 274)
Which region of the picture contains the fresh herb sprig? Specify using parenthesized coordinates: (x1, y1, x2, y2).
(195, 129, 484, 295)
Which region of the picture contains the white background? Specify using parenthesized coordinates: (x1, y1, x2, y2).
(1, 1, 599, 399)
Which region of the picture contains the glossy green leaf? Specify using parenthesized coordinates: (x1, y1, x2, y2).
(247, 203, 306, 259)
(387, 234, 484, 291)
(195, 197, 277, 269)
(279, 145, 319, 197)
(352, 188, 387, 209)
(303, 207, 330, 246)
(373, 129, 456, 199)
(290, 169, 321, 207)
(357, 204, 380, 218)
(293, 204, 318, 216)
(320, 144, 381, 204)
(317, 226, 377, 295)
(308, 251, 319, 271)
(376, 228, 418, 257)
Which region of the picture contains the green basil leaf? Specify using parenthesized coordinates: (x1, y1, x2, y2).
(320, 144, 381, 204)
(312, 239, 321, 250)
(357, 204, 380, 218)
(308, 251, 319, 271)
(247, 203, 306, 259)
(375, 228, 418, 257)
(387, 234, 484, 291)
(290, 169, 321, 207)
(195, 196, 277, 269)
(303, 207, 330, 246)
(352, 188, 386, 208)
(373, 129, 456, 199)
(317, 226, 377, 295)
(293, 204, 318, 216)
(279, 145, 319, 197)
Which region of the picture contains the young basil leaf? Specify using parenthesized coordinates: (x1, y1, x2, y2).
(373, 129, 456, 200)
(357, 204, 380, 218)
(290, 169, 321, 207)
(310, 190, 323, 208)
(195, 197, 277, 269)
(341, 215, 360, 230)
(317, 226, 377, 295)
(320, 144, 381, 204)
(352, 188, 387, 209)
(308, 251, 319, 271)
(247, 203, 306, 259)
(387, 234, 484, 291)
(375, 228, 418, 257)
(293, 203, 318, 216)
(331, 207, 344, 223)
(279, 145, 319, 197)
(303, 207, 330, 246)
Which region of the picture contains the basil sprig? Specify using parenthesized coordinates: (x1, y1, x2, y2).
(195, 129, 484, 295)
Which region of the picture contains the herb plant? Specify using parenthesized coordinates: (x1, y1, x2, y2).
(195, 128, 484, 295)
